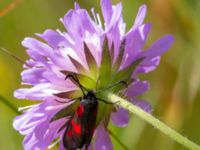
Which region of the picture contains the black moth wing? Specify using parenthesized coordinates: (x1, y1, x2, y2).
(63, 94, 98, 150)
(81, 97, 98, 149)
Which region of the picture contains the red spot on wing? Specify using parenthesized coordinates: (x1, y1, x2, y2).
(93, 110, 97, 117)
(67, 130, 73, 137)
(76, 105, 84, 117)
(71, 119, 75, 125)
(70, 118, 82, 135)
(73, 123, 81, 134)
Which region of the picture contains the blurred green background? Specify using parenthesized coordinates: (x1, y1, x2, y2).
(0, 0, 200, 150)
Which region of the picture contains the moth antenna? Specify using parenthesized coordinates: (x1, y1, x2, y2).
(1, 48, 31, 67)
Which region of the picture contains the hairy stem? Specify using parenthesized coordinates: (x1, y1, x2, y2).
(105, 92, 200, 150)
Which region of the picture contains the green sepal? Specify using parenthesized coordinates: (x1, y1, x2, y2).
(53, 90, 82, 99)
(99, 37, 112, 88)
(112, 57, 145, 83)
(60, 71, 96, 90)
(112, 39, 126, 72)
(84, 42, 99, 79)
(68, 55, 88, 75)
(50, 101, 79, 122)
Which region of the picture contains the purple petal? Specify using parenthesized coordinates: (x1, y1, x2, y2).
(134, 56, 160, 74)
(107, 21, 121, 62)
(74, 2, 80, 10)
(21, 68, 48, 85)
(95, 124, 113, 150)
(58, 140, 65, 150)
(37, 29, 67, 48)
(14, 101, 68, 150)
(141, 35, 174, 58)
(101, 0, 113, 26)
(23, 40, 79, 73)
(125, 80, 149, 97)
(133, 99, 152, 113)
(133, 5, 147, 28)
(26, 49, 49, 65)
(84, 33, 102, 66)
(106, 3, 122, 32)
(62, 9, 100, 38)
(23, 122, 59, 150)
(14, 83, 55, 100)
(13, 113, 43, 135)
(22, 38, 53, 57)
(21, 65, 77, 88)
(103, 2, 125, 63)
(123, 23, 151, 68)
(86, 143, 93, 150)
(132, 35, 173, 74)
(49, 52, 80, 73)
(23, 133, 38, 150)
(111, 108, 129, 127)
(61, 8, 102, 67)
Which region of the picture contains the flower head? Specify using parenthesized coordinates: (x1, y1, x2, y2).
(13, 0, 173, 149)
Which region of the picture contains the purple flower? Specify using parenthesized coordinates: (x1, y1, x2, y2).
(13, 0, 173, 150)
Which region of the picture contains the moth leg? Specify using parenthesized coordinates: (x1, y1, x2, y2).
(99, 80, 128, 92)
(65, 74, 88, 96)
(97, 98, 114, 104)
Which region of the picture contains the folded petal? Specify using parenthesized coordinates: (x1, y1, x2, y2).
(125, 80, 149, 97)
(133, 99, 152, 113)
(21, 68, 48, 85)
(134, 56, 160, 74)
(111, 108, 129, 127)
(37, 29, 68, 48)
(133, 4, 147, 28)
(106, 3, 122, 32)
(58, 136, 66, 150)
(22, 38, 53, 57)
(62, 9, 100, 39)
(101, 0, 113, 26)
(14, 83, 57, 100)
(95, 124, 113, 150)
(13, 101, 68, 150)
(123, 23, 151, 68)
(141, 35, 174, 58)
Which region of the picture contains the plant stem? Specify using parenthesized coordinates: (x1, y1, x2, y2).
(105, 92, 200, 150)
(0, 95, 20, 114)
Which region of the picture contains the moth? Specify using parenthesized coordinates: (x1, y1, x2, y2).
(52, 74, 126, 150)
